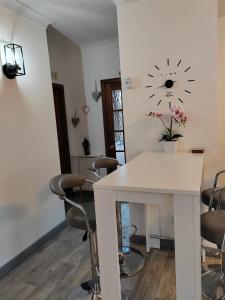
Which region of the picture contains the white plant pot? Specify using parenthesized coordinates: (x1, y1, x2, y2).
(163, 141, 178, 154)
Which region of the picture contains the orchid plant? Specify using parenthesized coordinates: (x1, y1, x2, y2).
(146, 106, 187, 142)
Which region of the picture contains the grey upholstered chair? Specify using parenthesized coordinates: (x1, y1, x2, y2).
(202, 171, 225, 211)
(201, 189, 225, 300)
(49, 174, 101, 300)
(92, 157, 145, 278)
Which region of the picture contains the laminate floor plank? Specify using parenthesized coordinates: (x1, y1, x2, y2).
(0, 226, 214, 300)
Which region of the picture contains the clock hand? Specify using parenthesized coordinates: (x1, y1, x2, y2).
(157, 84, 166, 89)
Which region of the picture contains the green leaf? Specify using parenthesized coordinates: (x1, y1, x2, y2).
(172, 134, 183, 139)
(159, 134, 171, 142)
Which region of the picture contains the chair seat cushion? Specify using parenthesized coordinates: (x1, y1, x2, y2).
(67, 202, 96, 232)
(201, 210, 225, 247)
(202, 188, 225, 209)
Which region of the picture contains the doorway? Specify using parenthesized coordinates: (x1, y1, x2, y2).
(52, 83, 73, 210)
(101, 78, 126, 165)
(52, 83, 72, 174)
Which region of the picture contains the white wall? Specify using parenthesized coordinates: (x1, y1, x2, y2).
(117, 0, 218, 235)
(0, 7, 65, 267)
(218, 17, 225, 172)
(81, 39, 120, 156)
(47, 26, 88, 158)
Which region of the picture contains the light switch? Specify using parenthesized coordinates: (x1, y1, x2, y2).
(124, 77, 134, 89)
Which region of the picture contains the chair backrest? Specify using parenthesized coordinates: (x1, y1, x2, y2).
(49, 174, 86, 198)
(93, 157, 119, 171)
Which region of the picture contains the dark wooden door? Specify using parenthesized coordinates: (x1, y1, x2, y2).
(101, 78, 126, 165)
(52, 83, 72, 174)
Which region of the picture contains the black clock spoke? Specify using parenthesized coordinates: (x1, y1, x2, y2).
(177, 60, 182, 67)
(157, 100, 162, 106)
(184, 67, 191, 72)
(178, 98, 183, 103)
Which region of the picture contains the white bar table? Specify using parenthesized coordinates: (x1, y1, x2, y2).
(94, 152, 203, 300)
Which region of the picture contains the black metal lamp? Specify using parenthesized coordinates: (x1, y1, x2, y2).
(2, 43, 26, 79)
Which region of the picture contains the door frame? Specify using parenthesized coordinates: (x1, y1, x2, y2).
(101, 78, 126, 161)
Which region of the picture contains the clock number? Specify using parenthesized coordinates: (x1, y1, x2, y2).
(184, 67, 191, 73)
(166, 92, 173, 97)
(178, 98, 183, 103)
(155, 65, 160, 71)
(149, 94, 155, 99)
(167, 59, 170, 66)
(184, 90, 191, 94)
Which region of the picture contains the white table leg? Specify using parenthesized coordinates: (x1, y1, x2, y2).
(94, 189, 121, 300)
(173, 194, 201, 300)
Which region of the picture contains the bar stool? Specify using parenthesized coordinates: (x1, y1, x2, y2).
(92, 157, 145, 278)
(49, 174, 101, 300)
(202, 171, 225, 211)
(201, 208, 225, 300)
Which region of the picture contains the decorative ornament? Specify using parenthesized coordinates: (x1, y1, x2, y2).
(71, 110, 80, 127)
(92, 81, 102, 102)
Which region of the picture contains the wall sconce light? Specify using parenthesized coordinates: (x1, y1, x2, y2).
(2, 43, 26, 79)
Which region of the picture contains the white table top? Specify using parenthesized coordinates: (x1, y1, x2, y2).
(94, 152, 204, 195)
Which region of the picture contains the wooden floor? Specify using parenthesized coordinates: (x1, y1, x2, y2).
(0, 226, 208, 300)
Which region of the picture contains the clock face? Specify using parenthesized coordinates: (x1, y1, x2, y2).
(146, 59, 195, 107)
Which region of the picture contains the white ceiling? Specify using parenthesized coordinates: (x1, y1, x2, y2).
(0, 0, 118, 45)
(1, 0, 225, 45)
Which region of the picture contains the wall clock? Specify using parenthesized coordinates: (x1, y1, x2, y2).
(146, 59, 195, 107)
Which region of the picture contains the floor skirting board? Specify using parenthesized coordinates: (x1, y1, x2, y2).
(0, 220, 67, 280)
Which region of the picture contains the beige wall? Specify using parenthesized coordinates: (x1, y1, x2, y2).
(117, 0, 218, 235)
(47, 26, 88, 157)
(218, 16, 225, 172)
(0, 7, 65, 267)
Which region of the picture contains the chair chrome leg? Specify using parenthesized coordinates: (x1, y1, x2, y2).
(89, 232, 101, 299)
(91, 294, 102, 300)
(202, 249, 225, 300)
(69, 232, 101, 300)
(202, 270, 225, 300)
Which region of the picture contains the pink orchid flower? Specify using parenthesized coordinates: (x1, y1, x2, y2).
(170, 105, 187, 126)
